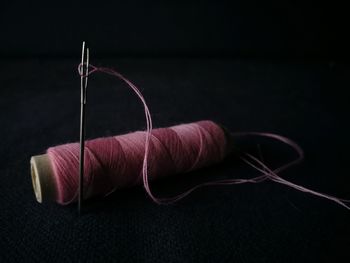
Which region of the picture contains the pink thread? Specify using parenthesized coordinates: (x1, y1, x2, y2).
(46, 64, 350, 210)
(48, 121, 227, 204)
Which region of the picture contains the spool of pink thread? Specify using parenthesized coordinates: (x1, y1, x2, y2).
(30, 120, 232, 204)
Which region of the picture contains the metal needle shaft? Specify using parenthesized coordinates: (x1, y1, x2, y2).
(79, 41, 89, 215)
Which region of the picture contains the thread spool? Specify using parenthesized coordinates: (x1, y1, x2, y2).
(30, 121, 232, 204)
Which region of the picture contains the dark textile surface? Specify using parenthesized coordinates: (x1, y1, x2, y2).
(0, 1, 345, 60)
(0, 58, 349, 262)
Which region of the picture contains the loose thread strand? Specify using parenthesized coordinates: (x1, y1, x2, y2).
(75, 63, 349, 209)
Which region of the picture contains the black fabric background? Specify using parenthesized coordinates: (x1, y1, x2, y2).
(1, 1, 349, 262)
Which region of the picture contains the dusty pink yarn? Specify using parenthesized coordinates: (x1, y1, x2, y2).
(47, 121, 227, 204)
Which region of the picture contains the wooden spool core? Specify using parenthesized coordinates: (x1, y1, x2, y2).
(30, 154, 57, 203)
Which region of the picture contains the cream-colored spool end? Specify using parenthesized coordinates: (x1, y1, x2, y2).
(30, 154, 57, 203)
